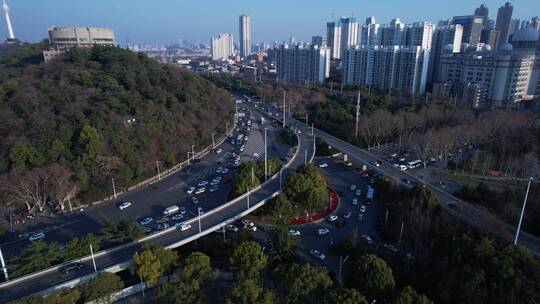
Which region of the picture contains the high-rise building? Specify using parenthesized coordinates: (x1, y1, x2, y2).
(2, 0, 14, 40)
(326, 21, 342, 59)
(434, 27, 539, 109)
(474, 4, 490, 26)
(509, 18, 521, 36)
(381, 18, 406, 46)
(480, 28, 500, 49)
(211, 33, 233, 61)
(428, 24, 463, 88)
(495, 2, 513, 47)
(342, 45, 430, 94)
(360, 17, 381, 46)
(275, 45, 331, 84)
(531, 17, 540, 32)
(404, 22, 435, 50)
(452, 15, 484, 47)
(311, 35, 327, 47)
(339, 17, 359, 58)
(239, 15, 251, 59)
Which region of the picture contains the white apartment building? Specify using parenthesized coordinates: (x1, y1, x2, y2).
(340, 17, 359, 59)
(326, 21, 342, 59)
(276, 45, 331, 84)
(211, 33, 233, 61)
(239, 15, 251, 59)
(342, 45, 430, 94)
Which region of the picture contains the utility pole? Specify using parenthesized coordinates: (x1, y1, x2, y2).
(247, 187, 251, 209)
(156, 161, 161, 180)
(339, 255, 349, 283)
(90, 244, 97, 272)
(355, 89, 361, 137)
(398, 221, 404, 247)
(68, 197, 73, 214)
(515, 177, 533, 245)
(212, 133, 215, 148)
(111, 178, 117, 199)
(0, 247, 8, 281)
(385, 209, 389, 225)
(191, 145, 195, 162)
(198, 208, 202, 233)
(264, 128, 268, 181)
(187, 152, 191, 165)
(304, 149, 307, 164)
(279, 168, 283, 190)
(226, 122, 229, 135)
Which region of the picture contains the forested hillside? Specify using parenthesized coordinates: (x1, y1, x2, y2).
(0, 45, 234, 207)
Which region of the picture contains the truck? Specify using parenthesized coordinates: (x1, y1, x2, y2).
(366, 186, 375, 204)
(163, 205, 180, 216)
(260, 117, 265, 125)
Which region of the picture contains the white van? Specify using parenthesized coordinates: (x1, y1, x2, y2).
(163, 205, 180, 216)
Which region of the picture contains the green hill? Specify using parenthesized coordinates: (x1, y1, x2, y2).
(0, 45, 233, 206)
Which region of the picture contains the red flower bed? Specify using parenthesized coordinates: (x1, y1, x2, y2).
(287, 188, 340, 225)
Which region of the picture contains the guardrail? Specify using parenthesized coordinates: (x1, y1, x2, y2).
(0, 123, 306, 300)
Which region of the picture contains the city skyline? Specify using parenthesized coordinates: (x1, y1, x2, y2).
(2, 0, 538, 45)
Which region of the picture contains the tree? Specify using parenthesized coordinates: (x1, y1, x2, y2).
(178, 251, 213, 283)
(157, 280, 206, 304)
(275, 263, 332, 304)
(266, 226, 298, 262)
(100, 218, 144, 245)
(346, 254, 395, 300)
(324, 288, 368, 304)
(11, 241, 61, 276)
(393, 286, 432, 304)
(9, 140, 44, 169)
(225, 279, 275, 304)
(141, 243, 178, 278)
(267, 193, 295, 224)
(229, 241, 267, 281)
(82, 272, 123, 304)
(62, 234, 100, 261)
(134, 250, 162, 285)
(14, 290, 81, 304)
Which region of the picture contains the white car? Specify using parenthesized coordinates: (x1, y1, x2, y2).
(288, 229, 301, 236)
(355, 189, 362, 196)
(399, 165, 407, 171)
(139, 218, 153, 226)
(357, 213, 364, 221)
(28, 232, 45, 242)
(317, 228, 330, 236)
(252, 152, 259, 158)
(318, 163, 328, 168)
(343, 212, 352, 219)
(210, 180, 220, 186)
(118, 201, 132, 210)
(186, 187, 196, 195)
(178, 223, 191, 231)
(216, 148, 222, 154)
(350, 184, 357, 191)
(360, 205, 367, 213)
(297, 130, 302, 134)
(328, 215, 338, 222)
(371, 161, 381, 167)
(226, 224, 239, 232)
(171, 214, 184, 221)
(198, 181, 209, 187)
(362, 234, 373, 244)
(352, 198, 358, 205)
(241, 219, 254, 227)
(244, 224, 257, 231)
(310, 249, 326, 260)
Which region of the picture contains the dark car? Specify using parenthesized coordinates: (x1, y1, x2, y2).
(59, 262, 84, 274)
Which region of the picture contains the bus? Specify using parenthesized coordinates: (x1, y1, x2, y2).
(407, 159, 422, 169)
(366, 186, 375, 204)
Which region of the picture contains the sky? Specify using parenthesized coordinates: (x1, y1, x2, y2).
(2, 0, 539, 45)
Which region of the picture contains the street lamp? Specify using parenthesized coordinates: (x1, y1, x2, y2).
(198, 207, 202, 233)
(191, 145, 196, 162)
(0, 247, 8, 281)
(89, 244, 97, 272)
(339, 255, 350, 283)
(264, 128, 268, 180)
(156, 161, 161, 180)
(111, 178, 117, 199)
(515, 177, 533, 245)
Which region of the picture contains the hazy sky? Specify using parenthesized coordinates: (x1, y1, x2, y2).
(2, 0, 539, 45)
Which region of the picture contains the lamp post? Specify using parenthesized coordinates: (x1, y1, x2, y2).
(264, 128, 268, 180)
(156, 161, 161, 180)
(0, 247, 8, 281)
(90, 244, 97, 272)
(515, 177, 533, 245)
(198, 207, 202, 233)
(111, 178, 117, 199)
(339, 255, 349, 283)
(191, 145, 196, 162)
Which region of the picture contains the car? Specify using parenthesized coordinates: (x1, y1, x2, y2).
(59, 262, 84, 274)
(157, 223, 170, 230)
(157, 216, 170, 224)
(352, 198, 358, 205)
(28, 232, 45, 242)
(318, 163, 328, 168)
(297, 130, 302, 134)
(179, 207, 187, 215)
(328, 215, 338, 222)
(288, 229, 301, 236)
(216, 167, 223, 173)
(357, 213, 364, 221)
(244, 224, 257, 231)
(252, 152, 259, 158)
(234, 160, 240, 167)
(361, 172, 369, 178)
(355, 189, 362, 196)
(226, 224, 239, 232)
(192, 196, 199, 204)
(197, 180, 209, 187)
(317, 228, 330, 236)
(210, 179, 220, 186)
(186, 187, 196, 195)
(393, 163, 400, 168)
(369, 178, 375, 184)
(171, 214, 184, 221)
(362, 234, 373, 244)
(239, 147, 245, 152)
(216, 148, 222, 154)
(360, 205, 367, 213)
(346, 162, 353, 167)
(222, 168, 230, 174)
(209, 185, 219, 192)
(241, 219, 254, 227)
(195, 187, 206, 195)
(384, 243, 398, 252)
(343, 212, 352, 219)
(350, 184, 357, 191)
(371, 161, 381, 167)
(143, 226, 153, 234)
(310, 249, 326, 260)
(390, 153, 398, 157)
(118, 201, 132, 210)
(399, 165, 407, 171)
(139, 218, 153, 226)
(177, 223, 192, 231)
